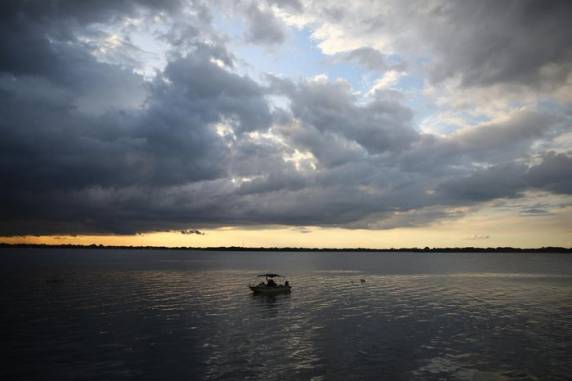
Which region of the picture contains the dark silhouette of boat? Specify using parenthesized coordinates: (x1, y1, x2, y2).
(249, 273, 291, 295)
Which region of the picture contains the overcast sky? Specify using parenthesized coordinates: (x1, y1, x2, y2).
(1, 0, 571, 247)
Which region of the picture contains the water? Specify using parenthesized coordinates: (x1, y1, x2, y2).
(2, 249, 572, 380)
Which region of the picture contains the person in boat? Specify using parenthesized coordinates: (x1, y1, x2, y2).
(267, 278, 277, 287)
(285, 280, 289, 287)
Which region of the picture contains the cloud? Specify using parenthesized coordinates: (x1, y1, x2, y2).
(243, 4, 286, 46)
(466, 235, 490, 241)
(527, 152, 572, 195)
(277, 0, 572, 103)
(435, 152, 572, 204)
(520, 208, 552, 216)
(266, 0, 303, 13)
(436, 163, 529, 203)
(368, 70, 405, 94)
(181, 229, 205, 235)
(272, 76, 418, 157)
(0, 1, 270, 235)
(342, 47, 388, 72)
(423, 0, 572, 89)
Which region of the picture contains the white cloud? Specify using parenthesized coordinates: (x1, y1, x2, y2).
(368, 70, 404, 94)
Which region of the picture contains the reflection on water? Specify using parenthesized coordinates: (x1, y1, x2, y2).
(1, 250, 572, 380)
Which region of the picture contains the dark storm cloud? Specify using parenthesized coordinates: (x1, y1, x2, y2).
(425, 0, 572, 88)
(0, 43, 273, 192)
(452, 111, 563, 157)
(396, 109, 568, 176)
(0, 0, 187, 75)
(158, 52, 272, 134)
(277, 122, 366, 168)
(228, 137, 300, 181)
(436, 163, 529, 203)
(436, 152, 572, 204)
(0, 0, 271, 235)
(527, 152, 572, 195)
(243, 4, 286, 46)
(272, 77, 418, 159)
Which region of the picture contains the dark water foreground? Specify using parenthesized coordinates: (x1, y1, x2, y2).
(1, 249, 572, 380)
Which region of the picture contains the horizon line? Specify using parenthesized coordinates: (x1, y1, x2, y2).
(1, 243, 571, 253)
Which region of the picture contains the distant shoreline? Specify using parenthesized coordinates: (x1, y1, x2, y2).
(0, 243, 571, 253)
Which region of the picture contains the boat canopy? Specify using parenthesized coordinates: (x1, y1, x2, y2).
(257, 273, 282, 278)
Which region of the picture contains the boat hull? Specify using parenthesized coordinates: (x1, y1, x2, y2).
(249, 285, 291, 295)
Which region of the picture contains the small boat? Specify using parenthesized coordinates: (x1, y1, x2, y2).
(249, 273, 292, 295)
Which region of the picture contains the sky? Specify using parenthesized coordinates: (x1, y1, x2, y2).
(1, 0, 571, 248)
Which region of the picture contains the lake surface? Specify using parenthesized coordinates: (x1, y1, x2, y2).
(2, 249, 572, 380)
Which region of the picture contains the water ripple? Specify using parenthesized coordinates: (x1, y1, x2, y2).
(1, 251, 572, 380)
